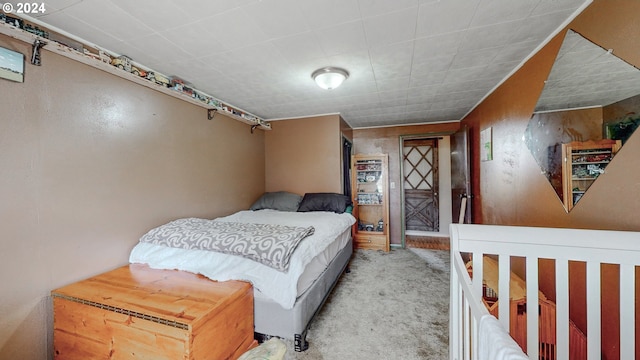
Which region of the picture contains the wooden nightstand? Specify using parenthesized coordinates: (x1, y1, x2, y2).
(52, 264, 256, 360)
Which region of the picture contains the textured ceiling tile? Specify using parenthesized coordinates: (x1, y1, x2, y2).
(372, 63, 413, 81)
(358, 0, 419, 18)
(449, 48, 498, 70)
(64, 0, 154, 41)
(379, 97, 409, 108)
(470, 0, 539, 28)
(36, 10, 123, 51)
(205, 8, 269, 50)
(362, 7, 418, 48)
(536, 30, 640, 112)
(109, 0, 189, 33)
(411, 55, 455, 76)
(38, 0, 81, 9)
(369, 41, 414, 66)
(295, 0, 361, 30)
(378, 89, 410, 102)
(270, 32, 326, 63)
(531, 0, 587, 16)
(413, 32, 464, 59)
(483, 60, 521, 80)
(314, 21, 369, 57)
(491, 40, 538, 64)
(415, 1, 478, 37)
(175, 0, 257, 21)
(406, 85, 439, 102)
(409, 71, 447, 88)
(242, 0, 309, 39)
(376, 77, 411, 92)
(19, 0, 590, 127)
(160, 22, 230, 58)
(125, 34, 194, 65)
(458, 21, 520, 53)
(510, 11, 573, 44)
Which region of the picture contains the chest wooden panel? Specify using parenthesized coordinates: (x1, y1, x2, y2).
(52, 264, 256, 360)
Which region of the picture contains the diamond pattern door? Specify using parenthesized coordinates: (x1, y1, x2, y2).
(403, 139, 438, 232)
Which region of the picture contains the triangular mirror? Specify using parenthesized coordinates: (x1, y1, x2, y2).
(524, 30, 640, 212)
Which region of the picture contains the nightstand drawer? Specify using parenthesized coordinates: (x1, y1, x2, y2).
(354, 234, 387, 250)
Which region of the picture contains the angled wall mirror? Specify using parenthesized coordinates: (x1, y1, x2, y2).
(524, 30, 640, 212)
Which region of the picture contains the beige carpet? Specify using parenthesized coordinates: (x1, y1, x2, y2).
(279, 248, 450, 359)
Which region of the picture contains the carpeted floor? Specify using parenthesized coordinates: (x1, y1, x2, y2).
(279, 247, 450, 359)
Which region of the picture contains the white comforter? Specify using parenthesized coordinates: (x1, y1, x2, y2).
(129, 209, 355, 309)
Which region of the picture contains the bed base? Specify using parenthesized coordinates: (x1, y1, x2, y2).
(254, 237, 353, 352)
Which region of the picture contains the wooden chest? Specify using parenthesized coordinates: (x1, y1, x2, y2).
(52, 264, 257, 360)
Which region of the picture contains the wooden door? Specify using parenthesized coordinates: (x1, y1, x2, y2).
(403, 138, 439, 232)
(450, 126, 472, 223)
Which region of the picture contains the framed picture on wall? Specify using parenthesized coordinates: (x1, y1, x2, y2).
(0, 46, 24, 83)
(480, 127, 492, 161)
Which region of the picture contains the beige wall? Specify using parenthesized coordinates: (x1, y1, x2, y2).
(0, 35, 265, 359)
(264, 114, 344, 196)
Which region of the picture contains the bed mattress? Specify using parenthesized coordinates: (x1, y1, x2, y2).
(252, 227, 351, 303)
(129, 209, 355, 310)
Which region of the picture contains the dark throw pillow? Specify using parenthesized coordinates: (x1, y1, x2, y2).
(250, 191, 303, 212)
(297, 193, 352, 213)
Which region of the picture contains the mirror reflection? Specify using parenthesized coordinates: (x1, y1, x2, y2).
(524, 30, 640, 212)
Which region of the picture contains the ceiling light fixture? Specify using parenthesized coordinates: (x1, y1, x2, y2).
(312, 67, 349, 90)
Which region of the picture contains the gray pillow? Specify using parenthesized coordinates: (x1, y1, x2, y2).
(250, 191, 303, 212)
(297, 193, 352, 213)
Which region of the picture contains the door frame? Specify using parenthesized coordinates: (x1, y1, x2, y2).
(399, 131, 455, 248)
(341, 135, 353, 197)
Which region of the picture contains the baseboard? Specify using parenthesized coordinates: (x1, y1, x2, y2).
(405, 235, 450, 250)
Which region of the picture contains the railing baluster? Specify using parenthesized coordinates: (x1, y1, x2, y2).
(586, 261, 601, 359)
(619, 263, 634, 359)
(498, 254, 510, 331)
(526, 256, 539, 359)
(450, 260, 459, 360)
(472, 312, 479, 360)
(463, 296, 471, 360)
(459, 274, 465, 360)
(473, 252, 483, 302)
(472, 252, 483, 360)
(556, 258, 569, 360)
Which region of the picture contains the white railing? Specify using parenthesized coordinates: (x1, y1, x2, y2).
(449, 223, 640, 360)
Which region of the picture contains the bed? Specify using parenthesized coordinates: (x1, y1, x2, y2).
(129, 192, 356, 352)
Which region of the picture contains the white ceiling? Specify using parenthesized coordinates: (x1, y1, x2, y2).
(9, 0, 590, 128)
(535, 29, 640, 112)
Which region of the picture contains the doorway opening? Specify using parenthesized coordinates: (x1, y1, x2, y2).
(400, 134, 452, 249)
(342, 136, 353, 198)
